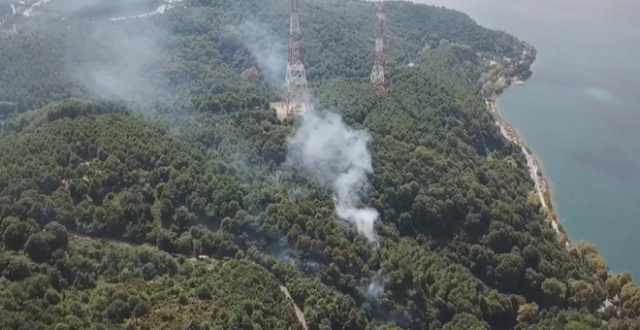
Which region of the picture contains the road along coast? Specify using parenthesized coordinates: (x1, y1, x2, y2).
(485, 86, 571, 249)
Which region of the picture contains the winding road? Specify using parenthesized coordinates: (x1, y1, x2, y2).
(72, 234, 309, 329)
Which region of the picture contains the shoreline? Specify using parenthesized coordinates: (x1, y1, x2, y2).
(485, 87, 571, 248)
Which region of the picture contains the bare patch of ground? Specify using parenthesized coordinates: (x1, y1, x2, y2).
(270, 101, 288, 120)
(270, 101, 311, 121)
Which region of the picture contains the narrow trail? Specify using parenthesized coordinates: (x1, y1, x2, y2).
(188, 256, 309, 330)
(278, 284, 309, 330)
(71, 233, 309, 329)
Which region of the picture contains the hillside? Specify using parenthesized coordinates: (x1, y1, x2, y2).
(0, 0, 532, 113)
(1, 0, 639, 330)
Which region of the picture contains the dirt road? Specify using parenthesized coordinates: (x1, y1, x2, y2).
(278, 285, 309, 330)
(72, 231, 310, 329)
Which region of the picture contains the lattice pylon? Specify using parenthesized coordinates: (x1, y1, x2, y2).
(284, 0, 312, 118)
(370, 2, 387, 95)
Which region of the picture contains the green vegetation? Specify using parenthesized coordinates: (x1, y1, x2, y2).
(0, 0, 638, 329)
(0, 233, 301, 330)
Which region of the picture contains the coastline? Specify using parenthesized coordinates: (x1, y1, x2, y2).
(485, 87, 571, 248)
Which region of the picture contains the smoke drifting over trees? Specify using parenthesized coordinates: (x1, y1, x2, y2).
(361, 270, 386, 299)
(287, 110, 379, 244)
(234, 20, 286, 87)
(66, 22, 165, 103)
(3, 1, 638, 329)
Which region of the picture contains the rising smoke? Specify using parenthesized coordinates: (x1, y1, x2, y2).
(233, 20, 286, 87)
(65, 21, 165, 104)
(276, 248, 321, 273)
(13, 0, 179, 107)
(287, 110, 379, 244)
(360, 269, 387, 299)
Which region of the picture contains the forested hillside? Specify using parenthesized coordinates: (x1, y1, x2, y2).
(0, 0, 638, 329)
(0, 0, 532, 113)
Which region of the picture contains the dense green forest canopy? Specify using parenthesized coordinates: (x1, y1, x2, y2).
(0, 0, 533, 113)
(0, 0, 638, 329)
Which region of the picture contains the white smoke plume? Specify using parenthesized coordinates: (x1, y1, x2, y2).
(360, 270, 387, 299)
(276, 248, 321, 272)
(276, 248, 298, 266)
(287, 110, 379, 244)
(234, 20, 286, 87)
(65, 21, 164, 103)
(15, 0, 179, 107)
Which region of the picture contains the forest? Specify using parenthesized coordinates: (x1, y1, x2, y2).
(0, 0, 638, 329)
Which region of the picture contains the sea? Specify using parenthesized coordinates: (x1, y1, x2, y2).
(416, 0, 640, 279)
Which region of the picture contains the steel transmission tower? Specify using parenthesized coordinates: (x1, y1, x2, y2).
(370, 2, 387, 95)
(284, 0, 312, 118)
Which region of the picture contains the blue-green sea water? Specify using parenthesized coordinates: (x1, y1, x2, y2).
(418, 0, 640, 278)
